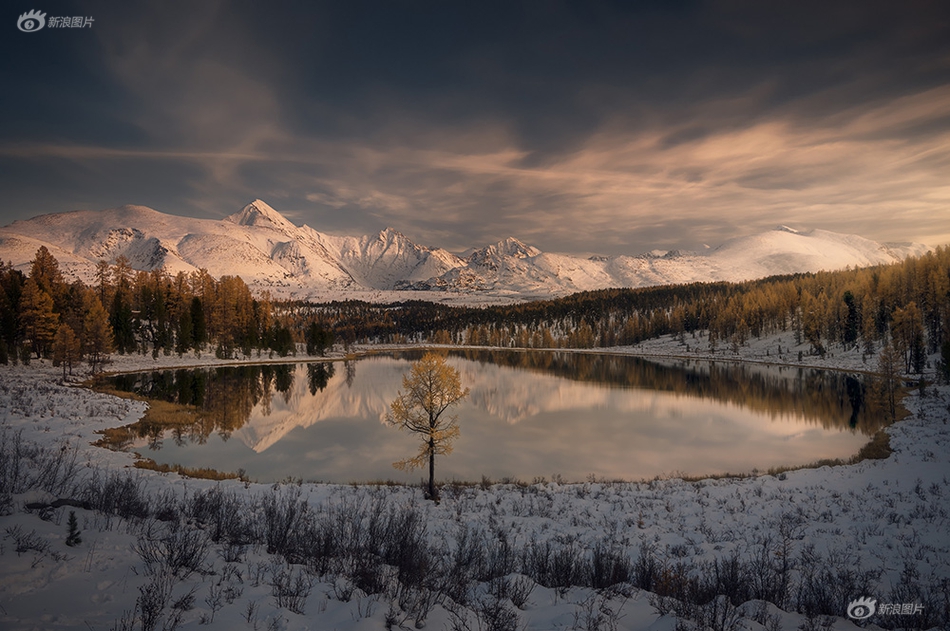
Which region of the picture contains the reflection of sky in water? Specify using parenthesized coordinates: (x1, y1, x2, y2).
(134, 356, 868, 483)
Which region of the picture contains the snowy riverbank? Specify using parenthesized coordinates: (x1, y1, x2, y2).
(1, 336, 948, 631)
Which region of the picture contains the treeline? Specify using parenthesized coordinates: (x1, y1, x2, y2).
(4, 244, 948, 377)
(0, 248, 334, 373)
(293, 246, 950, 375)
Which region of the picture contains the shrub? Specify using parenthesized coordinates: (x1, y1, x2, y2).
(65, 511, 82, 546)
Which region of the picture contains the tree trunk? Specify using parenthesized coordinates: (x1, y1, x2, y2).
(428, 436, 436, 501)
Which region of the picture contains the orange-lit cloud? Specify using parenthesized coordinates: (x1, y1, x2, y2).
(1, 2, 948, 254)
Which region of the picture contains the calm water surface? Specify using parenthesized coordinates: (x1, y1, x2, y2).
(103, 351, 880, 483)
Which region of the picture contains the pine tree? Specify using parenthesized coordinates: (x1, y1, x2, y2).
(842, 290, 859, 347)
(140, 269, 171, 357)
(109, 290, 136, 354)
(65, 511, 82, 547)
(271, 323, 295, 357)
(176, 308, 194, 356)
(861, 293, 878, 355)
(0, 264, 22, 363)
(191, 296, 208, 354)
(305, 322, 333, 356)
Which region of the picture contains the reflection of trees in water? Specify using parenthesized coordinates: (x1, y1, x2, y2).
(308, 362, 335, 395)
(106, 363, 329, 447)
(104, 350, 884, 452)
(271, 365, 296, 403)
(344, 360, 356, 388)
(446, 350, 883, 434)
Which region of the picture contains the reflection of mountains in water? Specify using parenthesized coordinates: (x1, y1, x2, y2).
(447, 350, 879, 433)
(105, 352, 878, 454)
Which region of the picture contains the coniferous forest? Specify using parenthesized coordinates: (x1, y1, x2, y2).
(2, 245, 949, 378)
(297, 245, 950, 376)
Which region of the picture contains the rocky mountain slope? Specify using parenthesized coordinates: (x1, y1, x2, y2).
(0, 200, 929, 302)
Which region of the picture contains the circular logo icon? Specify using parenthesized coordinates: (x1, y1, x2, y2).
(847, 597, 877, 620)
(17, 10, 47, 32)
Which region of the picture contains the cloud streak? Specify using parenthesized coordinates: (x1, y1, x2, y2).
(1, 1, 948, 254)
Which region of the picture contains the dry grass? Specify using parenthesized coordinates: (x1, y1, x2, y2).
(87, 382, 244, 481)
(85, 383, 149, 402)
(91, 384, 208, 449)
(659, 429, 893, 483)
(136, 399, 204, 428)
(92, 426, 137, 450)
(133, 457, 242, 481)
(850, 429, 893, 462)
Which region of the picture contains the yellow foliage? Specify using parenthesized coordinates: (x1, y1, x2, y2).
(387, 352, 468, 499)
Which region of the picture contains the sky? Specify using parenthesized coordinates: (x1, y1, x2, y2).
(1, 0, 949, 256)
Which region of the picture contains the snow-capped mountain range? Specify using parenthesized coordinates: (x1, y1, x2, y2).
(0, 199, 929, 303)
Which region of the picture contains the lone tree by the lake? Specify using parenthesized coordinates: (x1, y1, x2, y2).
(387, 352, 469, 501)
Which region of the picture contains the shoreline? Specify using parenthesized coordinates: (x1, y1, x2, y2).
(85, 336, 895, 486)
(90, 334, 889, 378)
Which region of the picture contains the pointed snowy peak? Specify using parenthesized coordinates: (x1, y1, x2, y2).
(226, 199, 298, 234)
(775, 225, 801, 234)
(469, 237, 541, 263)
(376, 227, 413, 246)
(500, 237, 541, 258)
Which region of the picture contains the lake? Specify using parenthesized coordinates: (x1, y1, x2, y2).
(102, 351, 881, 483)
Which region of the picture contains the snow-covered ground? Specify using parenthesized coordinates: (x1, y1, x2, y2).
(0, 335, 948, 631)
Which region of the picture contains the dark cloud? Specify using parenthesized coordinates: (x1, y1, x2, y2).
(1, 0, 949, 253)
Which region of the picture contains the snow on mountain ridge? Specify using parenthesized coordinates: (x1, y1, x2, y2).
(313, 227, 466, 290)
(225, 199, 298, 235)
(0, 201, 930, 303)
(467, 237, 541, 266)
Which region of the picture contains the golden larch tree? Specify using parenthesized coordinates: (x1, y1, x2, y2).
(20, 277, 58, 358)
(82, 291, 114, 373)
(52, 323, 81, 379)
(387, 352, 469, 501)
